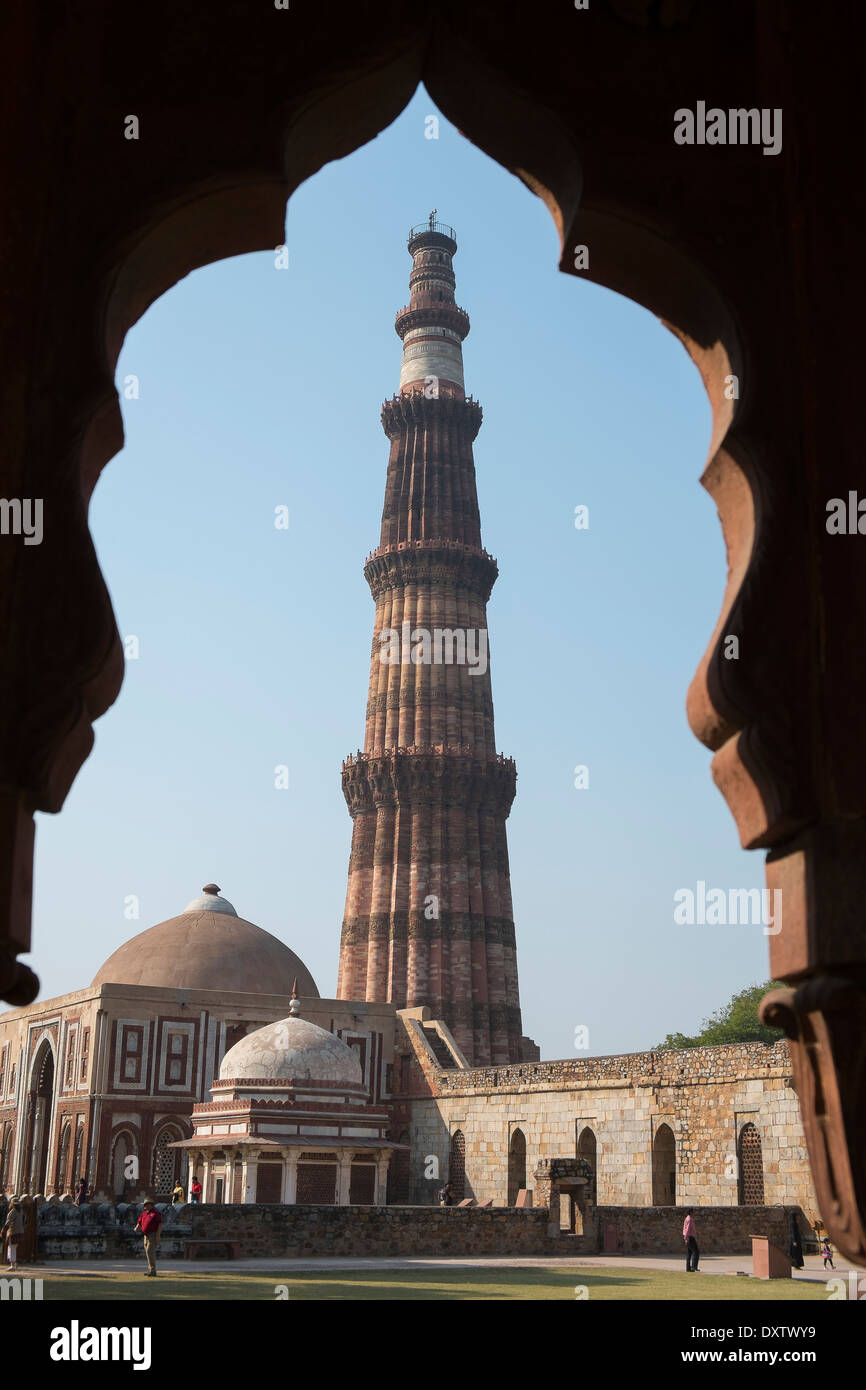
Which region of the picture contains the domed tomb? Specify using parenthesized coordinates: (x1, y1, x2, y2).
(218, 996, 362, 1087)
(91, 885, 318, 997)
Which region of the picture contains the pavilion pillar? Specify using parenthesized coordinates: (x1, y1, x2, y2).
(337, 1152, 352, 1205)
(375, 1154, 390, 1205)
(283, 1150, 299, 1204)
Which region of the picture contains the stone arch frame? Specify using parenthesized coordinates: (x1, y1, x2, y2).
(737, 1121, 765, 1207)
(507, 1127, 526, 1206)
(109, 1127, 139, 1199)
(24, 1037, 56, 1194)
(448, 1128, 466, 1201)
(72, 1122, 85, 1188)
(652, 1123, 677, 1208)
(55, 1118, 73, 1194)
(0, 1121, 14, 1190)
(0, 4, 862, 1262)
(576, 1126, 598, 1203)
(150, 1120, 185, 1197)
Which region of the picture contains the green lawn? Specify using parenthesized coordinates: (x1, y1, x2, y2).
(35, 1266, 831, 1301)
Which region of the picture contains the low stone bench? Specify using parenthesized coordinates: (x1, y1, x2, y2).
(184, 1239, 240, 1261)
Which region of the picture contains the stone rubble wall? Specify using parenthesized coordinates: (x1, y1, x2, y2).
(595, 1205, 812, 1257)
(402, 1038, 819, 1218)
(30, 1200, 554, 1259)
(22, 1199, 814, 1261)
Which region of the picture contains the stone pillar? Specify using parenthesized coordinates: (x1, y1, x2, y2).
(226, 1149, 239, 1203)
(283, 1151, 299, 1205)
(375, 1154, 390, 1206)
(201, 1157, 211, 1203)
(338, 1153, 352, 1205)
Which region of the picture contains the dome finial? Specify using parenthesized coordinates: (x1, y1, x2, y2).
(288, 977, 301, 1016)
(202, 883, 220, 895)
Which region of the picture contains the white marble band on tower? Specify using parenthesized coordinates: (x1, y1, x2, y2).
(399, 329, 465, 393)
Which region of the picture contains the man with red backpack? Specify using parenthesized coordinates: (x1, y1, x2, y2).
(134, 1200, 163, 1277)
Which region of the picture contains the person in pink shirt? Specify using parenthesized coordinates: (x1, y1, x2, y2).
(683, 1210, 700, 1272)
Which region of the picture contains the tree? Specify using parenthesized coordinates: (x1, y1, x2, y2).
(654, 981, 785, 1050)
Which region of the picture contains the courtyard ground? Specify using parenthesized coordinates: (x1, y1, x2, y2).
(17, 1253, 843, 1301)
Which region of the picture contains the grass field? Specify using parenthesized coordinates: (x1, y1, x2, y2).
(34, 1266, 831, 1301)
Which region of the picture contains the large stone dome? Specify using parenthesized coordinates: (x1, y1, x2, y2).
(219, 1008, 362, 1086)
(91, 885, 319, 997)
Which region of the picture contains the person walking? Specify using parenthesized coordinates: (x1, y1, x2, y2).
(190, 1176, 202, 1204)
(74, 1177, 88, 1206)
(1, 1199, 25, 1271)
(788, 1212, 804, 1269)
(683, 1209, 700, 1272)
(821, 1238, 835, 1270)
(171, 1181, 185, 1206)
(134, 1200, 163, 1277)
(437, 1182, 455, 1207)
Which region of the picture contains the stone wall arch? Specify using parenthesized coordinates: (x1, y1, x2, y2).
(577, 1126, 597, 1203)
(507, 1128, 526, 1206)
(448, 1128, 466, 1202)
(150, 1121, 185, 1197)
(652, 1123, 677, 1207)
(110, 1128, 138, 1199)
(738, 1121, 765, 1207)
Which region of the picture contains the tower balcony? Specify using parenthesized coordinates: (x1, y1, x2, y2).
(394, 300, 470, 341)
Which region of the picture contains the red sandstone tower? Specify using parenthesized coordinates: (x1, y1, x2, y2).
(337, 215, 524, 1066)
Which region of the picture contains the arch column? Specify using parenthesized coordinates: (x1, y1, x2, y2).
(337, 1153, 352, 1205)
(282, 1150, 299, 1205)
(375, 1154, 390, 1206)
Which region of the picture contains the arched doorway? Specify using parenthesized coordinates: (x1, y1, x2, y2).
(151, 1124, 182, 1198)
(449, 1129, 466, 1202)
(577, 1126, 597, 1203)
(738, 1122, 765, 1206)
(507, 1129, 526, 1206)
(652, 1124, 676, 1206)
(111, 1131, 134, 1198)
(26, 1041, 55, 1194)
(0, 1122, 13, 1189)
(73, 1123, 85, 1189)
(56, 1120, 72, 1194)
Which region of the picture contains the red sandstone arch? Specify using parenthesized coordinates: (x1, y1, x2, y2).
(22, 1039, 55, 1194)
(0, 3, 862, 1262)
(109, 1129, 138, 1199)
(55, 1119, 73, 1195)
(150, 1122, 185, 1198)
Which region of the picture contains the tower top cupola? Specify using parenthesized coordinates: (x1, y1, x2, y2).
(395, 212, 470, 399)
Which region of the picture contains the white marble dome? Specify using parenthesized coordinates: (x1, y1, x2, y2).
(182, 888, 237, 916)
(219, 1013, 363, 1086)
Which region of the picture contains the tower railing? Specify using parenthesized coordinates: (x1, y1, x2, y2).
(408, 221, 456, 241)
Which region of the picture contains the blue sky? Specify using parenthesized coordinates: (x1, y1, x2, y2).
(28, 87, 772, 1059)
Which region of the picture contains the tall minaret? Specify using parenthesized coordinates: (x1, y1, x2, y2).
(337, 215, 525, 1066)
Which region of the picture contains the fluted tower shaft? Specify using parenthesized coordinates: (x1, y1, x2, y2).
(337, 217, 524, 1065)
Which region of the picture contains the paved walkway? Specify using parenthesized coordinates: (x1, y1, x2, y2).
(19, 1253, 848, 1281)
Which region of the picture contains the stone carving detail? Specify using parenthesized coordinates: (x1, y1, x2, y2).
(760, 981, 866, 1265)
